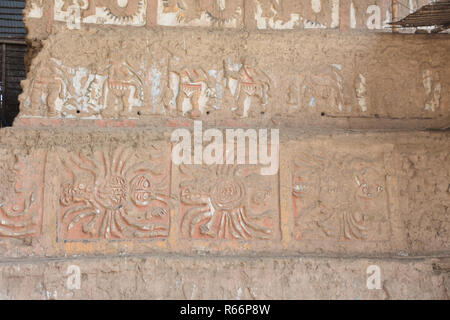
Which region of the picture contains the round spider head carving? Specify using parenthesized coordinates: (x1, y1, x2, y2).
(354, 167, 384, 200)
(130, 174, 153, 206)
(179, 165, 273, 240)
(95, 175, 127, 210)
(211, 176, 245, 211)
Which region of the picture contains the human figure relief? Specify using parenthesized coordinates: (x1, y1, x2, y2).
(28, 60, 66, 117)
(174, 68, 216, 118)
(299, 64, 344, 112)
(102, 60, 144, 117)
(225, 57, 271, 117)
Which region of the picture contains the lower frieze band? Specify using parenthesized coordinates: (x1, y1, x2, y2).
(0, 128, 448, 258)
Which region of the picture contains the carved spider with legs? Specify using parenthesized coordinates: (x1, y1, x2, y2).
(179, 164, 273, 240)
(59, 147, 171, 239)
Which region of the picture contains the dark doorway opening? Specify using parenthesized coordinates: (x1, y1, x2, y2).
(0, 0, 26, 127)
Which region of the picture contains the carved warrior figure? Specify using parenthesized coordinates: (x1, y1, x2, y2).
(288, 64, 343, 112)
(172, 68, 216, 117)
(225, 58, 271, 117)
(165, 0, 241, 25)
(305, 65, 343, 111)
(179, 165, 274, 240)
(27, 60, 66, 117)
(59, 147, 171, 239)
(61, 0, 145, 23)
(103, 60, 144, 117)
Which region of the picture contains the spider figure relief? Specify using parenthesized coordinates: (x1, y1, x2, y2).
(292, 150, 390, 241)
(178, 164, 279, 240)
(58, 146, 172, 240)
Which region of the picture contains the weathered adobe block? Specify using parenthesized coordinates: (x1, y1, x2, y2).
(0, 129, 448, 258)
(15, 28, 450, 129)
(0, 256, 449, 299)
(396, 143, 450, 254)
(288, 139, 396, 253)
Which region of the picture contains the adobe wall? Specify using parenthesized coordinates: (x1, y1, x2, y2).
(0, 0, 448, 299)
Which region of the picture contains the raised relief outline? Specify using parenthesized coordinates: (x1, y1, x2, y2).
(57, 145, 172, 240)
(0, 151, 46, 238)
(54, 0, 148, 26)
(291, 145, 392, 242)
(158, 0, 243, 27)
(177, 164, 281, 241)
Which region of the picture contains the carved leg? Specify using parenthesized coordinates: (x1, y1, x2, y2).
(235, 90, 247, 117)
(30, 85, 44, 116)
(46, 87, 60, 117)
(189, 91, 201, 118)
(119, 87, 132, 117)
(176, 91, 186, 115)
(102, 87, 118, 118)
(181, 205, 211, 237)
(199, 207, 224, 238)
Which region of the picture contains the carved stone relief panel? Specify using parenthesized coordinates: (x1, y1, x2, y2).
(252, 0, 340, 30)
(54, 0, 147, 26)
(175, 164, 280, 240)
(16, 30, 449, 124)
(291, 142, 392, 242)
(19, 38, 173, 119)
(158, 0, 244, 27)
(22, 0, 443, 35)
(0, 149, 46, 238)
(57, 144, 172, 240)
(285, 64, 344, 113)
(250, 0, 434, 31)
